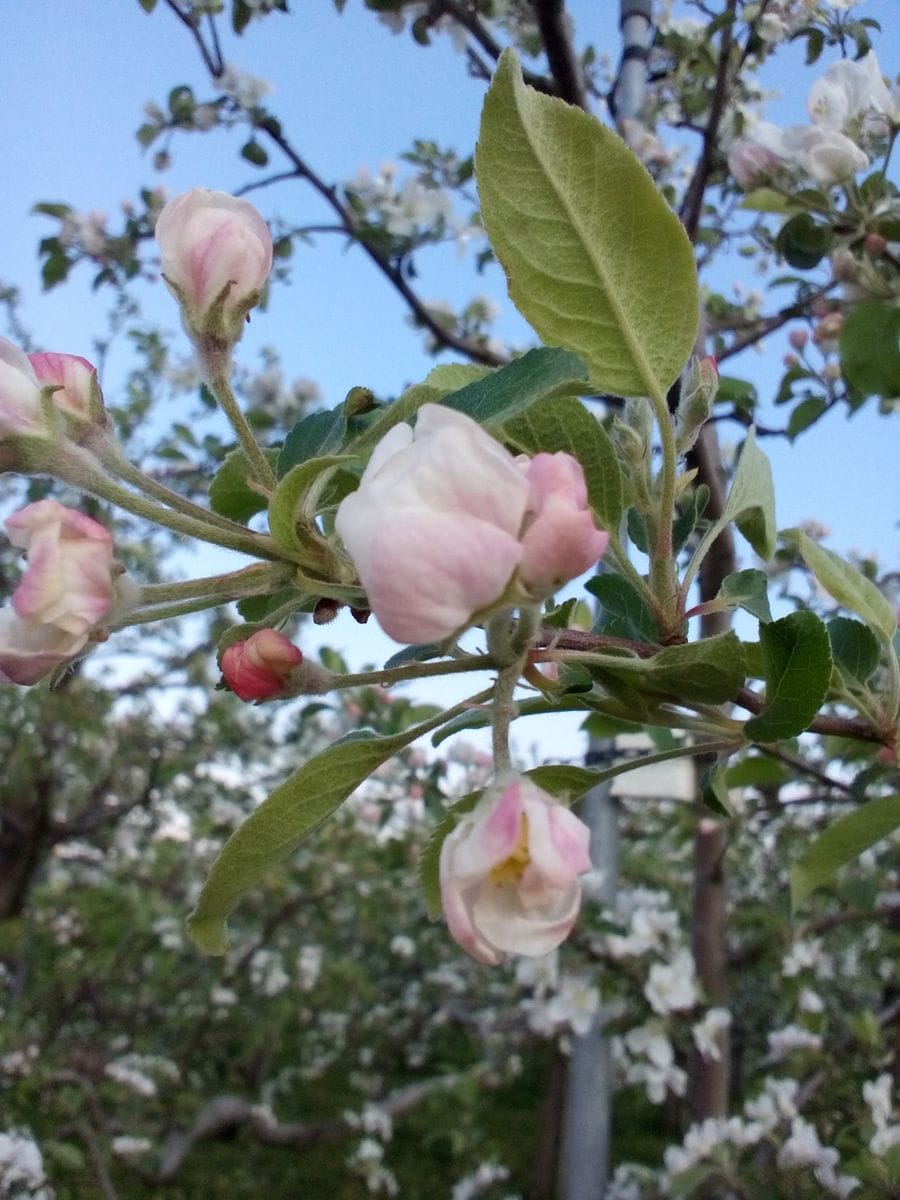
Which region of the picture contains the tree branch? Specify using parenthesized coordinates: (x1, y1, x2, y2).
(531, 0, 588, 110)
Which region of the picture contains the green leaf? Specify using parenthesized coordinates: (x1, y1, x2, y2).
(840, 302, 900, 399)
(240, 139, 269, 167)
(744, 611, 832, 743)
(739, 188, 797, 214)
(267, 454, 350, 557)
(503, 395, 624, 533)
(443, 346, 588, 427)
(424, 363, 493, 392)
(526, 740, 714, 800)
(795, 531, 896, 642)
(476, 50, 698, 397)
(776, 213, 832, 269)
(791, 794, 900, 906)
(722, 428, 776, 559)
(587, 573, 657, 642)
(699, 760, 733, 817)
(672, 484, 709, 554)
(208, 448, 278, 523)
(188, 706, 458, 953)
(828, 617, 881, 684)
(725, 753, 792, 788)
(637, 632, 746, 704)
(787, 395, 828, 440)
(717, 569, 773, 623)
(277, 406, 348, 478)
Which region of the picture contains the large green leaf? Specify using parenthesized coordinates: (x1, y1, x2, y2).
(791, 794, 900, 906)
(476, 50, 698, 397)
(443, 347, 588, 426)
(188, 706, 462, 954)
(276, 406, 348, 478)
(637, 632, 747, 704)
(587, 573, 657, 642)
(795, 531, 896, 643)
(828, 617, 881, 684)
(744, 611, 832, 743)
(503, 395, 624, 533)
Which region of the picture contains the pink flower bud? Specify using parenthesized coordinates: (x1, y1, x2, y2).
(439, 777, 591, 965)
(788, 328, 808, 352)
(519, 453, 609, 594)
(154, 188, 273, 345)
(335, 404, 529, 644)
(221, 628, 303, 701)
(335, 405, 608, 644)
(28, 351, 104, 425)
(0, 500, 116, 685)
(727, 141, 781, 189)
(0, 338, 43, 438)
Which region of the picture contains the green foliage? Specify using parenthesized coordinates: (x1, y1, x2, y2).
(828, 617, 881, 685)
(209, 448, 278, 522)
(744, 611, 832, 743)
(791, 794, 900, 905)
(840, 304, 900, 401)
(277, 406, 349, 477)
(443, 346, 588, 426)
(716, 569, 773, 624)
(587, 574, 657, 642)
(794, 531, 896, 642)
(476, 50, 699, 397)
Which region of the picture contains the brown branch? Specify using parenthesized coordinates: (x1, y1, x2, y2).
(158, 1071, 484, 1181)
(531, 0, 588, 110)
(733, 687, 882, 744)
(159, 0, 222, 76)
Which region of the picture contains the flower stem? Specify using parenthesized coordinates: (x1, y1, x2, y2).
(647, 383, 681, 636)
(138, 563, 292, 606)
(202, 353, 277, 492)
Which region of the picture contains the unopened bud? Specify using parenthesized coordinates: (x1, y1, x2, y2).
(676, 356, 718, 455)
(787, 328, 808, 352)
(863, 232, 887, 258)
(830, 248, 859, 284)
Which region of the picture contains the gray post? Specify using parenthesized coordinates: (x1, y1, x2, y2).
(560, 751, 620, 1200)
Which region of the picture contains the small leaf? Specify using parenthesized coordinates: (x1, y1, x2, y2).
(717, 569, 773, 623)
(725, 754, 792, 788)
(672, 485, 709, 554)
(476, 50, 699, 397)
(791, 794, 900, 906)
(744, 611, 832, 743)
(587, 574, 657, 642)
(443, 346, 588, 427)
(503, 395, 624, 534)
(787, 395, 827, 440)
(700, 761, 732, 815)
(188, 707, 459, 953)
(739, 189, 797, 214)
(240, 139, 269, 167)
(209, 449, 278, 522)
(776, 212, 832, 269)
(795, 531, 896, 642)
(840, 302, 900, 399)
(828, 617, 880, 684)
(638, 632, 746, 704)
(277, 406, 348, 478)
(722, 428, 776, 560)
(268, 454, 350, 557)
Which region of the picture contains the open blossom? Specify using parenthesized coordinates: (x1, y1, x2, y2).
(0, 500, 117, 686)
(155, 188, 273, 344)
(335, 404, 608, 644)
(807, 51, 898, 142)
(439, 777, 591, 965)
(220, 628, 303, 701)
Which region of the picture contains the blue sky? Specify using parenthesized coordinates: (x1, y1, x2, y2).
(0, 1, 896, 755)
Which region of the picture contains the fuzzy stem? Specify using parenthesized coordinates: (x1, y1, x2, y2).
(138, 563, 292, 606)
(647, 385, 681, 635)
(202, 350, 277, 491)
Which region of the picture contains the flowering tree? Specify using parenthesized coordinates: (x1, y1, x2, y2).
(1, 1, 899, 1197)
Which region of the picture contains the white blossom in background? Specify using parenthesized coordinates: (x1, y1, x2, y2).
(744, 1076, 800, 1130)
(347, 1137, 399, 1197)
(0, 1129, 52, 1200)
(798, 987, 825, 1014)
(297, 944, 323, 991)
(105, 1060, 158, 1098)
(58, 210, 108, 256)
(249, 948, 290, 997)
(863, 1074, 900, 1156)
(217, 64, 273, 109)
(450, 1161, 511, 1200)
(691, 1007, 732, 1062)
(644, 950, 697, 1015)
(111, 1137, 152, 1158)
(781, 937, 830, 978)
(777, 1117, 859, 1197)
(767, 1023, 823, 1060)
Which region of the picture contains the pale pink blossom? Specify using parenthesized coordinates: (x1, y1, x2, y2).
(220, 628, 303, 701)
(155, 188, 273, 342)
(519, 454, 609, 594)
(808, 51, 898, 140)
(0, 338, 43, 438)
(0, 500, 116, 685)
(439, 777, 591, 965)
(727, 140, 782, 189)
(335, 404, 607, 644)
(28, 351, 102, 423)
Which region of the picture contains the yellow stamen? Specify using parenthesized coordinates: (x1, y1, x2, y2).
(488, 814, 531, 886)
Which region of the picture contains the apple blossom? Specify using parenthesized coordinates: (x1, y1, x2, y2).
(28, 351, 105, 426)
(0, 338, 43, 439)
(0, 500, 116, 685)
(439, 777, 591, 965)
(335, 404, 607, 644)
(807, 51, 898, 142)
(154, 188, 273, 345)
(220, 628, 303, 701)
